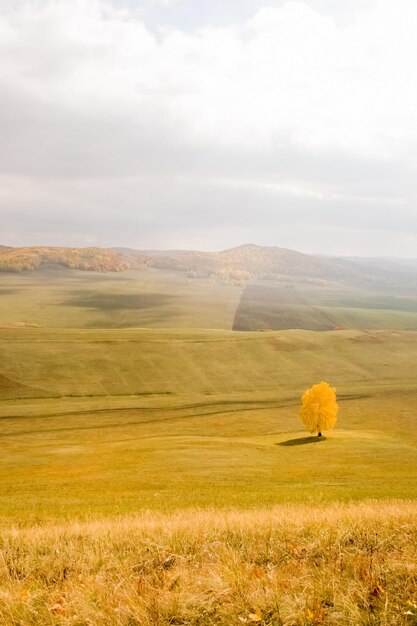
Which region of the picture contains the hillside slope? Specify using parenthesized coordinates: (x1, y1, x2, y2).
(1, 328, 417, 516)
(1, 243, 416, 294)
(1, 244, 416, 332)
(0, 246, 130, 272)
(138, 244, 417, 292)
(1, 327, 416, 399)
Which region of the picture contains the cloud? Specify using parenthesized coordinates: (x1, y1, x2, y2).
(0, 0, 416, 255)
(146, 0, 180, 6)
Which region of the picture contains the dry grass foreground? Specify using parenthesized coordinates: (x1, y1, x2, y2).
(0, 503, 417, 625)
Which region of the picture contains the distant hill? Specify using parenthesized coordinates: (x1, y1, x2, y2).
(0, 246, 131, 272)
(1, 243, 417, 332)
(1, 243, 416, 294)
(147, 243, 362, 281)
(140, 244, 417, 293)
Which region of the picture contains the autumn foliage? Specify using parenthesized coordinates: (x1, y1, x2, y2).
(300, 381, 339, 436)
(0, 246, 129, 273)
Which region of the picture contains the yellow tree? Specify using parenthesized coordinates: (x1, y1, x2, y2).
(300, 381, 339, 437)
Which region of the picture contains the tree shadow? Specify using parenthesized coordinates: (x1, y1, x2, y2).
(277, 436, 327, 447)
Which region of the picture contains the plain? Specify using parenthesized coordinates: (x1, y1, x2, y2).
(1, 264, 416, 625)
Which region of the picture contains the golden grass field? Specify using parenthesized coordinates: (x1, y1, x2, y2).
(1, 269, 417, 624)
(1, 503, 417, 625)
(1, 327, 417, 518)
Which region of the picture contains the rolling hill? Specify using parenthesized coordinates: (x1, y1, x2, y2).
(1, 326, 417, 518)
(0, 246, 130, 272)
(1, 243, 416, 292)
(1, 249, 416, 624)
(1, 243, 416, 332)
(117, 243, 417, 293)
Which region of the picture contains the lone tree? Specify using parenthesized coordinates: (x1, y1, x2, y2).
(300, 381, 339, 437)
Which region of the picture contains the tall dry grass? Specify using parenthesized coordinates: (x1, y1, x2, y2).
(0, 502, 416, 625)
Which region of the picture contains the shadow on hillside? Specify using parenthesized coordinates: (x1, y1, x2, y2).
(63, 291, 176, 311)
(277, 436, 327, 447)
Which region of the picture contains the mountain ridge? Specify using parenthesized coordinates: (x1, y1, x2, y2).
(0, 243, 416, 294)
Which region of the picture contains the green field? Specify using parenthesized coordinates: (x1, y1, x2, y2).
(1, 324, 417, 519)
(1, 268, 417, 518)
(1, 268, 417, 624)
(1, 266, 417, 332)
(0, 267, 242, 330)
(233, 282, 417, 331)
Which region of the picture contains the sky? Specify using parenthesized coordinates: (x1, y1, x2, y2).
(1, 0, 417, 256)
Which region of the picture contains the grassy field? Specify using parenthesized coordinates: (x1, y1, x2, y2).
(0, 267, 242, 330)
(1, 267, 417, 332)
(0, 503, 417, 625)
(1, 269, 417, 624)
(233, 283, 417, 331)
(1, 327, 417, 518)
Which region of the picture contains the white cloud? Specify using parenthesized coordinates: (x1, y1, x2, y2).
(2, 0, 417, 157)
(147, 0, 180, 5)
(0, 0, 416, 254)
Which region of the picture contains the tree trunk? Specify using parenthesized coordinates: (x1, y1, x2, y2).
(318, 432, 322, 437)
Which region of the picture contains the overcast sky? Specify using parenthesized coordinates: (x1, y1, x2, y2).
(1, 0, 417, 256)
